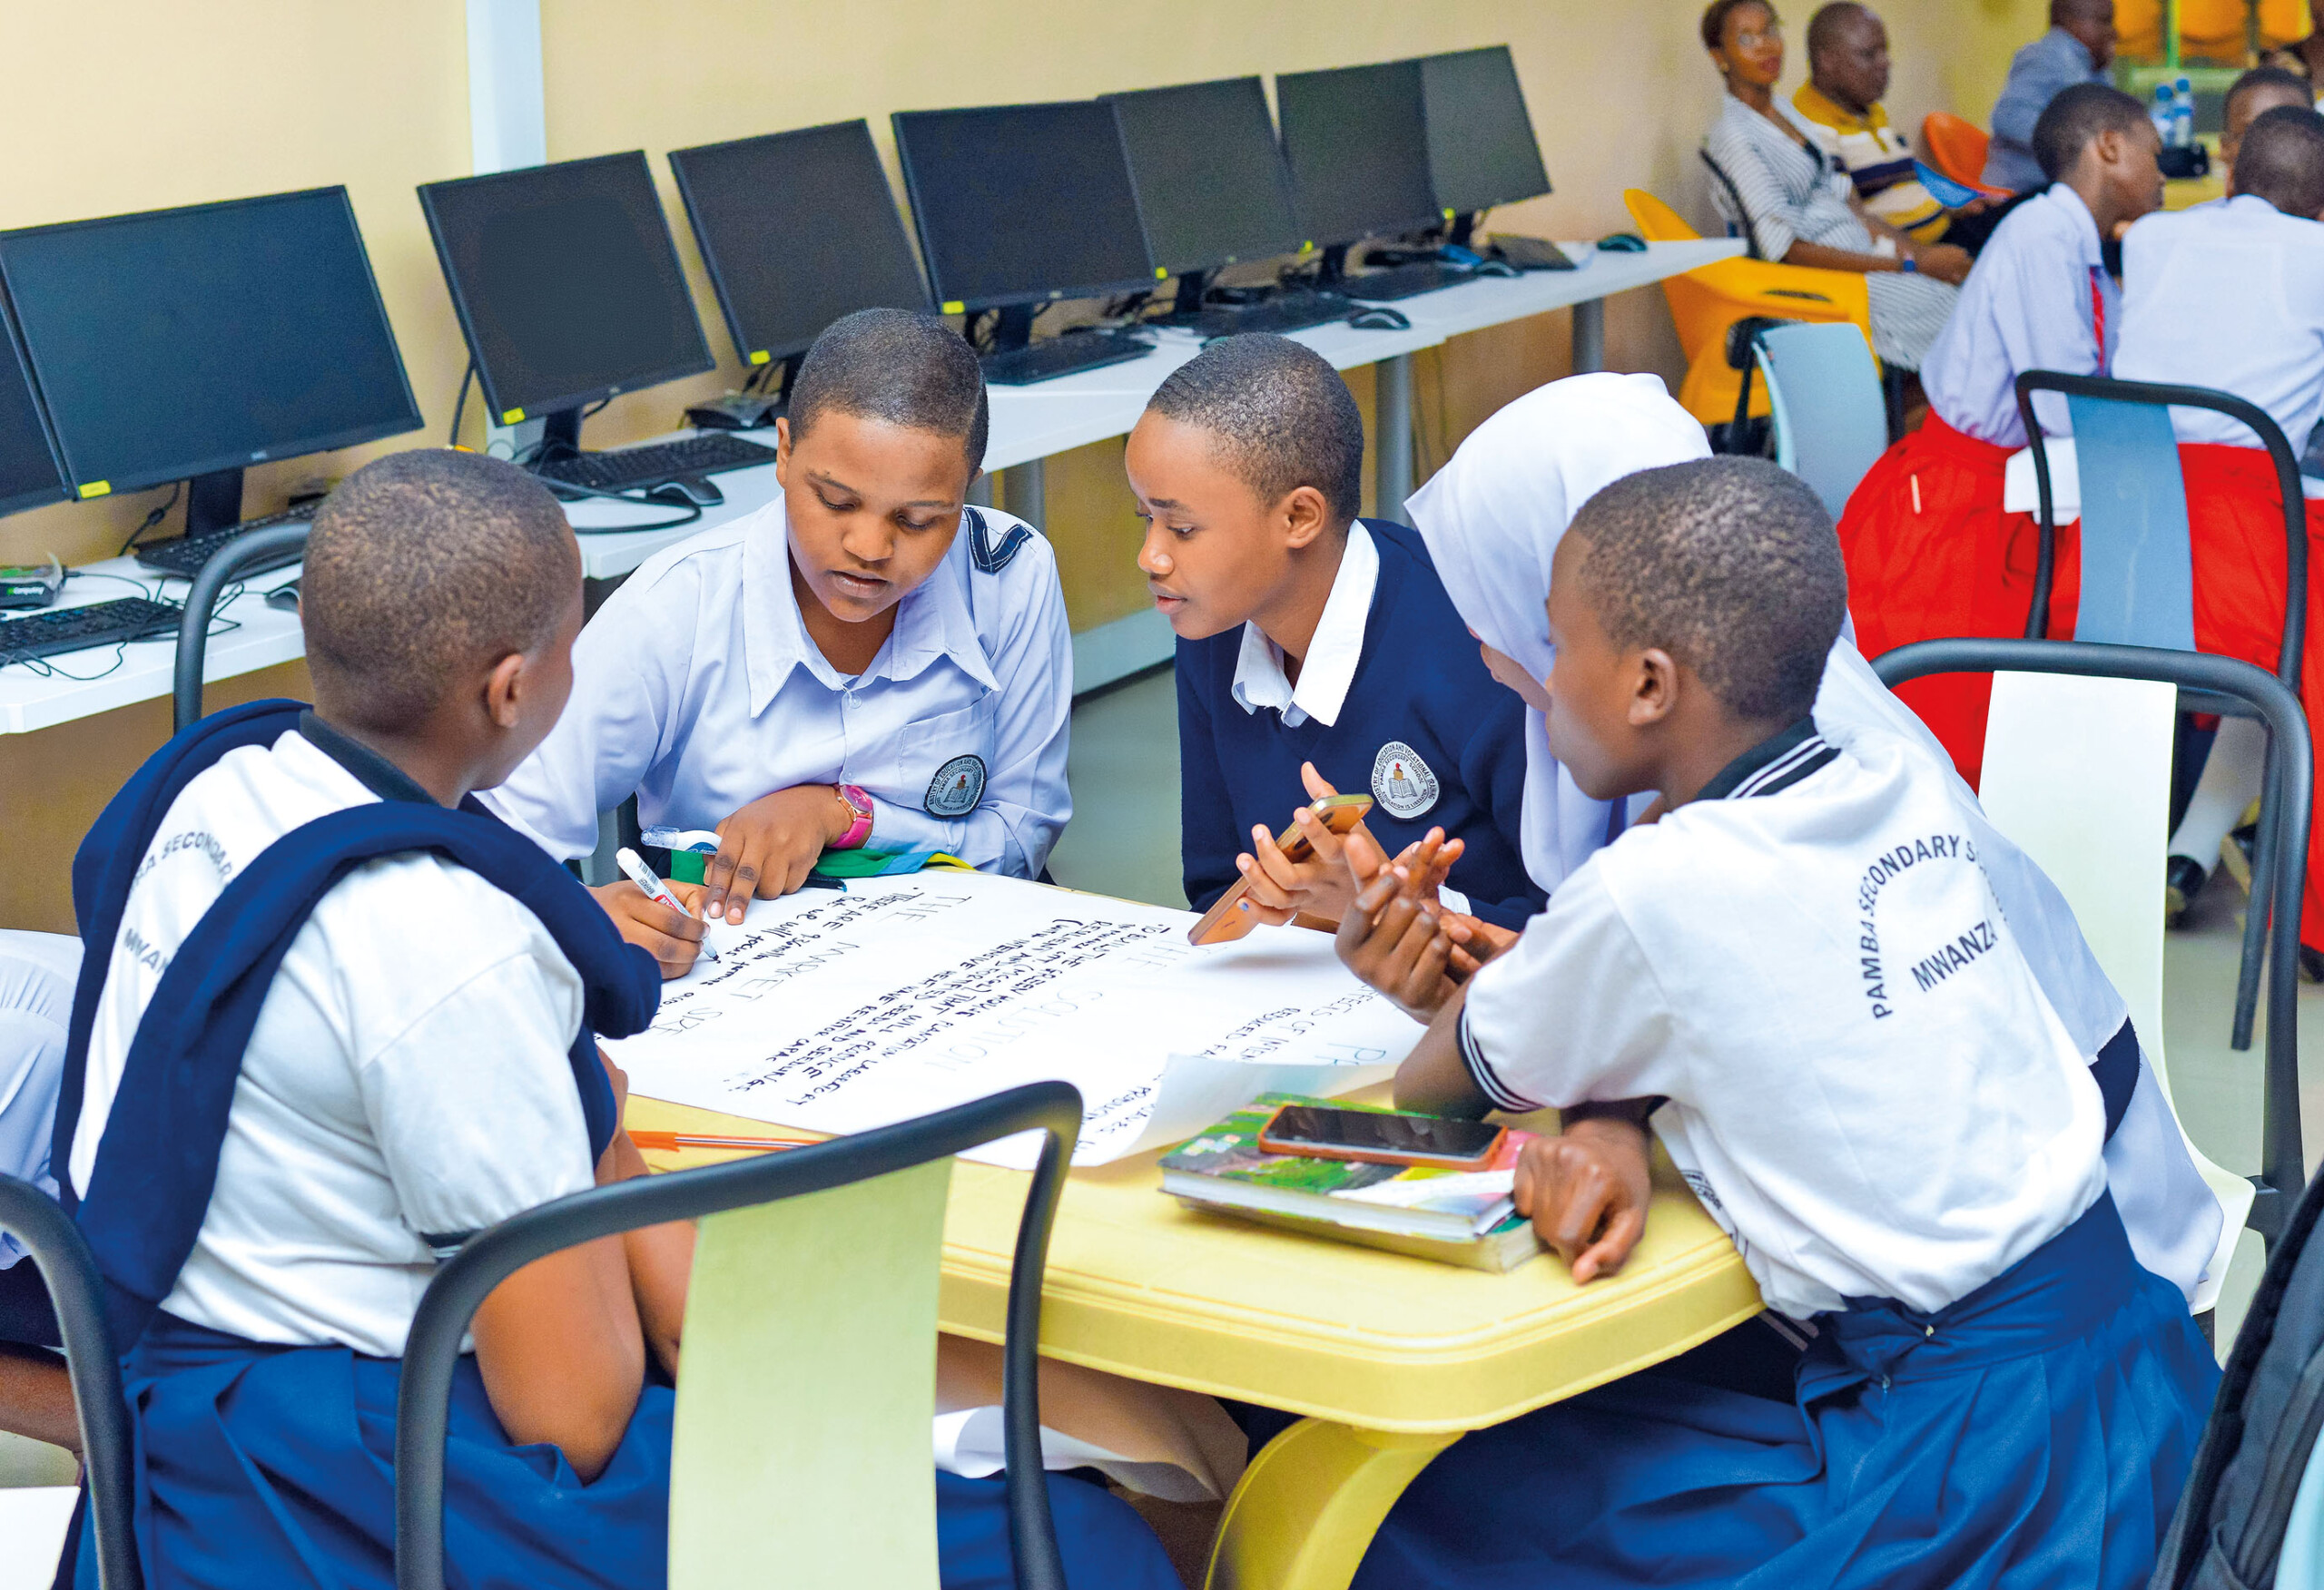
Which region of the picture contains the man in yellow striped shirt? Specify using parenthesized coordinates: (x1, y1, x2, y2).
(1792, 4, 1993, 250)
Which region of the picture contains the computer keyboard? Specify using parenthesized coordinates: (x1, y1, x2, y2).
(532, 432, 776, 495)
(1339, 260, 1476, 302)
(0, 597, 182, 666)
(134, 505, 314, 581)
(1487, 234, 1580, 271)
(980, 329, 1156, 386)
(1185, 290, 1360, 339)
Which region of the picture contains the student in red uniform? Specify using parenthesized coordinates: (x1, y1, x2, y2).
(1836, 81, 2160, 781)
(2112, 103, 2324, 970)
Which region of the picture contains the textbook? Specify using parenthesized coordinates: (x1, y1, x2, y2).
(1159, 1094, 1544, 1271)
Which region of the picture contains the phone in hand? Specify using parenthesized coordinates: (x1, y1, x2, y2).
(1256, 1104, 1508, 1170)
(1187, 791, 1374, 947)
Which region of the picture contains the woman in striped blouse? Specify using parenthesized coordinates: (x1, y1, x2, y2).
(1700, 0, 1965, 370)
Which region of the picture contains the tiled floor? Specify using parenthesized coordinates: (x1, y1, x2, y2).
(1048, 664, 2318, 1357)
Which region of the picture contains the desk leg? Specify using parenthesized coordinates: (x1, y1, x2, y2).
(1203, 1418, 1460, 1590)
(1374, 354, 1414, 515)
(1573, 297, 1607, 374)
(1008, 456, 1046, 529)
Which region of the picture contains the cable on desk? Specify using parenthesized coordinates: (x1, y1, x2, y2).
(0, 575, 244, 683)
(448, 359, 476, 447)
(116, 482, 182, 559)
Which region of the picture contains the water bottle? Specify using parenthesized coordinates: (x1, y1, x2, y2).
(2173, 75, 2196, 148)
(2152, 83, 2177, 144)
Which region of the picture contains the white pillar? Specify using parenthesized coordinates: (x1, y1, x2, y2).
(466, 0, 547, 175)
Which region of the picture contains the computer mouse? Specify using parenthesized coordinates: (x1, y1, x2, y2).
(264, 582, 300, 613)
(647, 475, 724, 508)
(1596, 231, 1649, 253)
(1346, 306, 1412, 331)
(1472, 259, 1522, 279)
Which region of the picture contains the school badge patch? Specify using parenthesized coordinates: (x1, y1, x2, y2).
(925, 754, 988, 817)
(1371, 741, 1440, 820)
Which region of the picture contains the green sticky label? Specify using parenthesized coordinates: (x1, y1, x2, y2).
(78, 481, 110, 499)
(748, 349, 771, 365)
(500, 407, 525, 424)
(941, 299, 965, 314)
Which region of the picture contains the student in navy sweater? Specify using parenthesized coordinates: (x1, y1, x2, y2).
(1126, 334, 1542, 930)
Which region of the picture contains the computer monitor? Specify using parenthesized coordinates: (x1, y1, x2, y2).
(668, 120, 931, 385)
(1107, 77, 1302, 282)
(0, 299, 66, 521)
(1420, 47, 1551, 226)
(891, 99, 1154, 346)
(1275, 61, 1439, 256)
(0, 186, 421, 539)
(419, 151, 714, 447)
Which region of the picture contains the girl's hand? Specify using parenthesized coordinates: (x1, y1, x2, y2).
(1513, 1116, 1653, 1283)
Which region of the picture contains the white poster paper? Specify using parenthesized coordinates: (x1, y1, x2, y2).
(603, 872, 1421, 1165)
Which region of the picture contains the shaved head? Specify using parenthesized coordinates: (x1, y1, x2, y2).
(301, 450, 579, 733)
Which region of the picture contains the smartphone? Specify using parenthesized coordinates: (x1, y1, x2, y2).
(1256, 1104, 1508, 1170)
(1187, 791, 1374, 947)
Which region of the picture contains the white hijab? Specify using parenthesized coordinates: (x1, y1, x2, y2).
(1405, 372, 1711, 892)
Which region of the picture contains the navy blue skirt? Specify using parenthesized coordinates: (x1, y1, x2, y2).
(1352, 1192, 2220, 1589)
(78, 1313, 1177, 1590)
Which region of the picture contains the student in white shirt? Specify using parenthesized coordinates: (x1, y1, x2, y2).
(1837, 81, 2160, 784)
(0, 930, 79, 1454)
(1334, 456, 2216, 1590)
(487, 309, 1073, 976)
(2111, 103, 2324, 960)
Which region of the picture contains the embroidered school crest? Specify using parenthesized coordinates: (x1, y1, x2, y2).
(925, 754, 988, 817)
(1371, 741, 1440, 820)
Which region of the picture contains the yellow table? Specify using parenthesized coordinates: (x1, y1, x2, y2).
(631, 1091, 1758, 1589)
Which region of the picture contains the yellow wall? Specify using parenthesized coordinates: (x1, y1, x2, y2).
(0, 0, 2043, 928)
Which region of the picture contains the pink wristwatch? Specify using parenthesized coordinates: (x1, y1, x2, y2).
(832, 783, 874, 849)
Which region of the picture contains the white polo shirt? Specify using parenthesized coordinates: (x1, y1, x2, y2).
(0, 930, 77, 1270)
(2114, 194, 2324, 450)
(486, 494, 1073, 877)
(1230, 521, 1379, 730)
(1460, 716, 2108, 1320)
(73, 720, 596, 1357)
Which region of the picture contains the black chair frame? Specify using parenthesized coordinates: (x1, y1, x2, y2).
(1874, 640, 2309, 1247)
(0, 1175, 140, 1590)
(172, 523, 310, 734)
(396, 1081, 1083, 1590)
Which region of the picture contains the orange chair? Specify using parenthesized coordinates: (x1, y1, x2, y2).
(1623, 187, 1876, 427)
(1922, 113, 2012, 197)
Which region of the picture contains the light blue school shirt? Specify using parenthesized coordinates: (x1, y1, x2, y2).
(0, 929, 76, 1270)
(2115, 193, 2324, 451)
(1920, 183, 2113, 447)
(1984, 27, 2109, 193)
(486, 494, 1073, 878)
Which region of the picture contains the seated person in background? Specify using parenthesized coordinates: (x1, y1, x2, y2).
(2111, 104, 2324, 966)
(486, 309, 1070, 977)
(1702, 0, 1967, 374)
(0, 930, 79, 1455)
(2221, 66, 2317, 190)
(2261, 0, 2324, 91)
(1984, 0, 2117, 192)
(1129, 334, 1542, 931)
(1336, 456, 2218, 1590)
(64, 450, 1175, 1590)
(1792, 2, 2006, 255)
(1838, 82, 2161, 783)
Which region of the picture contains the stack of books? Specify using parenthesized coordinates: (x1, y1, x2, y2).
(1158, 1094, 1543, 1271)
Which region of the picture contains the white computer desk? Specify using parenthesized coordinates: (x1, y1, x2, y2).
(0, 239, 1736, 735)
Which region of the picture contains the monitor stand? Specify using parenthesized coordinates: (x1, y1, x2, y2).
(989, 304, 1038, 355)
(183, 466, 247, 540)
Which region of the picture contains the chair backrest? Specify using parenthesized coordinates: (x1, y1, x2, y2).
(1698, 149, 1764, 260)
(1753, 322, 1886, 517)
(0, 1176, 139, 1590)
(2014, 371, 2309, 692)
(1920, 112, 1991, 188)
(173, 522, 309, 732)
(1871, 638, 2309, 1247)
(1978, 670, 2251, 1310)
(1622, 188, 1700, 244)
(396, 1082, 1084, 1590)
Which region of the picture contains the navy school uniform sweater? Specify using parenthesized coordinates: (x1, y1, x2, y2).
(1176, 520, 1545, 930)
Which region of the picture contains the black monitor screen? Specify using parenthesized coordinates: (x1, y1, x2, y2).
(1108, 77, 1302, 275)
(1275, 61, 1439, 249)
(1421, 47, 1551, 214)
(420, 152, 714, 422)
(0, 188, 421, 498)
(0, 299, 64, 519)
(670, 120, 931, 367)
(891, 101, 1154, 312)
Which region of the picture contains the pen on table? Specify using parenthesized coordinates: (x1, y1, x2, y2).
(628, 1129, 818, 1153)
(615, 846, 722, 963)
